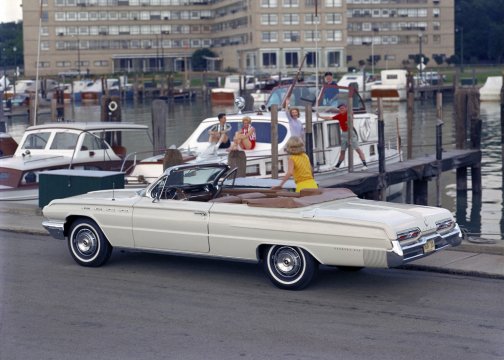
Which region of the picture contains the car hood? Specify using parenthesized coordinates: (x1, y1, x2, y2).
(315, 198, 453, 234)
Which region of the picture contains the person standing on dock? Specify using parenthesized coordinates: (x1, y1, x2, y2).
(317, 104, 368, 170)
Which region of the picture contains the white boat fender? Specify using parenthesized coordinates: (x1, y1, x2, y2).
(359, 117, 371, 141)
(108, 100, 118, 112)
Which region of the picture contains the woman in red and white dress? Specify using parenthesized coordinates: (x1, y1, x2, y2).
(231, 116, 256, 150)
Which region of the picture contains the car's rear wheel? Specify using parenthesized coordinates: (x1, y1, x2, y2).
(263, 245, 318, 290)
(68, 219, 112, 267)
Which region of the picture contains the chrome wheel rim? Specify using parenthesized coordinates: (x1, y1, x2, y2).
(74, 228, 98, 257)
(272, 246, 302, 278)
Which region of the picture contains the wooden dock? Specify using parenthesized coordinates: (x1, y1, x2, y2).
(317, 148, 481, 204)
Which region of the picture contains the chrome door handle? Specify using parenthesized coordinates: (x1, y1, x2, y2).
(194, 211, 207, 216)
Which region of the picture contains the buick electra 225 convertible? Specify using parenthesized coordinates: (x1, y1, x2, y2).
(42, 163, 462, 290)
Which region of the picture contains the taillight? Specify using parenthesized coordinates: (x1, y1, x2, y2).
(436, 219, 454, 232)
(396, 228, 421, 241)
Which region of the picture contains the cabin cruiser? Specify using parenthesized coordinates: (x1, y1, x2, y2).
(370, 69, 408, 101)
(0, 122, 152, 201)
(337, 72, 379, 101)
(125, 83, 401, 186)
(211, 74, 256, 105)
(479, 76, 502, 102)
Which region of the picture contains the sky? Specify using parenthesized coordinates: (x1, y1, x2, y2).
(0, 0, 23, 23)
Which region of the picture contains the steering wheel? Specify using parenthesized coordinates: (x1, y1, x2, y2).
(211, 167, 238, 200)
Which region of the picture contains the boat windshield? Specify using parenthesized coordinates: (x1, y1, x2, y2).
(265, 84, 367, 113)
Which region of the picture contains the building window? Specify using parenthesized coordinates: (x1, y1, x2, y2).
(261, 32, 278, 42)
(282, 0, 299, 7)
(261, 14, 278, 25)
(55, 12, 66, 21)
(283, 14, 299, 25)
(262, 52, 277, 68)
(433, 8, 440, 17)
(327, 51, 341, 67)
(433, 21, 440, 31)
(283, 31, 300, 42)
(304, 30, 320, 42)
(325, 0, 342, 7)
(304, 14, 319, 25)
(261, 0, 278, 7)
(94, 60, 109, 67)
(433, 34, 441, 44)
(306, 51, 317, 68)
(284, 52, 298, 68)
(326, 30, 342, 42)
(325, 14, 342, 24)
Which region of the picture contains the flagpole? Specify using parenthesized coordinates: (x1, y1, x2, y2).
(33, 0, 43, 125)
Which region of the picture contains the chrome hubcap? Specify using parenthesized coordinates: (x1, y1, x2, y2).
(273, 247, 302, 277)
(74, 228, 98, 256)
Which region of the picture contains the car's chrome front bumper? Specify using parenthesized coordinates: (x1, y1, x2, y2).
(387, 223, 463, 267)
(42, 220, 66, 240)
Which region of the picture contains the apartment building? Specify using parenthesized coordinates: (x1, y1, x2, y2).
(346, 0, 455, 72)
(22, 0, 453, 77)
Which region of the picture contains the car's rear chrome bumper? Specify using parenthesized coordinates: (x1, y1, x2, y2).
(42, 220, 66, 240)
(387, 224, 463, 267)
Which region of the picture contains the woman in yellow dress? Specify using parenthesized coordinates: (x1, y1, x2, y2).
(272, 136, 318, 192)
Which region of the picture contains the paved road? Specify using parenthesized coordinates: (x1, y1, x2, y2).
(1, 231, 503, 360)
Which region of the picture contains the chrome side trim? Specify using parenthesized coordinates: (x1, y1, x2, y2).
(42, 220, 66, 240)
(387, 223, 462, 267)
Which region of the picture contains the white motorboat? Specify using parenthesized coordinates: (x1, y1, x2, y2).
(0, 122, 152, 201)
(211, 74, 256, 105)
(337, 72, 379, 101)
(125, 82, 402, 188)
(479, 76, 502, 102)
(371, 69, 408, 101)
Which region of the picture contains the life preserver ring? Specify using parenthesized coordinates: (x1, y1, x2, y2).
(359, 117, 371, 142)
(108, 100, 118, 112)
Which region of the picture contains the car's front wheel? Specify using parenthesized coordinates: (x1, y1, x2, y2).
(263, 245, 318, 290)
(68, 219, 112, 267)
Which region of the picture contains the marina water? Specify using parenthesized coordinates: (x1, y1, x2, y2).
(3, 96, 503, 242)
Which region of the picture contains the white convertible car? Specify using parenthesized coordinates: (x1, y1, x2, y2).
(42, 163, 462, 290)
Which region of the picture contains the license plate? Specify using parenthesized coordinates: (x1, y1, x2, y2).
(423, 239, 435, 253)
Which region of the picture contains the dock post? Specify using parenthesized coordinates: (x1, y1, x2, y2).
(470, 117, 482, 194)
(435, 92, 443, 207)
(406, 71, 415, 203)
(413, 179, 428, 205)
(228, 151, 246, 177)
(151, 99, 168, 155)
(377, 98, 386, 201)
(347, 93, 354, 171)
(501, 72, 504, 187)
(305, 104, 314, 166)
(454, 88, 480, 194)
(270, 105, 279, 179)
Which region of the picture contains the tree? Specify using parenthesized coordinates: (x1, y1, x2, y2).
(432, 54, 446, 66)
(191, 48, 218, 71)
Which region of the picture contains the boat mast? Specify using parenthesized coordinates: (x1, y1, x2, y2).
(33, 0, 43, 125)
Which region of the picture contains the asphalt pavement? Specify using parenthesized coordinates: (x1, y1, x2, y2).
(0, 201, 503, 279)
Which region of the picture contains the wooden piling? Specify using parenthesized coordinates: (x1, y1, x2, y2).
(162, 148, 184, 171)
(435, 92, 443, 207)
(405, 72, 415, 203)
(454, 87, 480, 194)
(377, 99, 386, 201)
(228, 151, 247, 177)
(347, 93, 354, 171)
(470, 117, 482, 195)
(151, 99, 168, 155)
(305, 104, 314, 166)
(270, 105, 279, 179)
